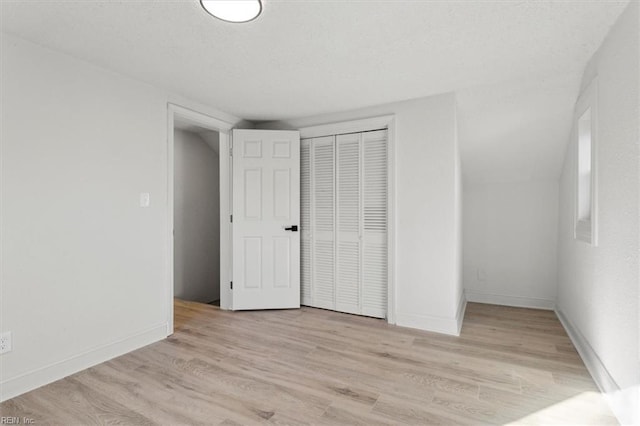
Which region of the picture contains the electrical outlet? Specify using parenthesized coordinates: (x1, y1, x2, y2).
(0, 331, 12, 354)
(477, 268, 487, 282)
(139, 192, 150, 207)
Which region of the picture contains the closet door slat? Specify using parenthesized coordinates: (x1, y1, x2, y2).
(311, 136, 335, 310)
(362, 129, 388, 318)
(336, 133, 361, 314)
(300, 139, 312, 306)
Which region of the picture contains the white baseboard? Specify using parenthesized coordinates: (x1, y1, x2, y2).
(396, 312, 461, 336)
(555, 309, 639, 425)
(0, 323, 167, 402)
(465, 290, 555, 310)
(396, 294, 467, 336)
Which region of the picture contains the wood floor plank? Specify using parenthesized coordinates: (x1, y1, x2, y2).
(0, 301, 617, 425)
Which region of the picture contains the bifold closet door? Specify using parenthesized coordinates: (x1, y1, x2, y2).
(300, 139, 312, 306)
(300, 130, 388, 319)
(361, 130, 388, 318)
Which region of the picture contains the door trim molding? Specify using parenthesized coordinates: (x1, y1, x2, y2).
(167, 103, 234, 335)
(299, 115, 395, 139)
(299, 115, 397, 325)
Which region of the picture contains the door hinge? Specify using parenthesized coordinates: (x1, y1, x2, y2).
(230, 281, 233, 290)
(230, 214, 233, 223)
(229, 146, 233, 156)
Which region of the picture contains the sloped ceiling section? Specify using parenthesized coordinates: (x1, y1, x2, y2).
(174, 119, 220, 155)
(0, 0, 629, 181)
(458, 74, 582, 184)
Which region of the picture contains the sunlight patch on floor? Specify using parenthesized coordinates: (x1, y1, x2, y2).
(507, 391, 617, 425)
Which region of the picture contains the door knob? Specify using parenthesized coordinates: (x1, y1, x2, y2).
(284, 225, 298, 232)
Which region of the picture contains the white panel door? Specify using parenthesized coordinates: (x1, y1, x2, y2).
(232, 129, 300, 310)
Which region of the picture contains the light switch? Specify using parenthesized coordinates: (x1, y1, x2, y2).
(140, 192, 150, 207)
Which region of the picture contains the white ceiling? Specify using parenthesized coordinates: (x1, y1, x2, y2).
(0, 0, 629, 182)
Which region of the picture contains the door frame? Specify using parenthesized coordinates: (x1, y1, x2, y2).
(298, 115, 397, 325)
(167, 103, 233, 335)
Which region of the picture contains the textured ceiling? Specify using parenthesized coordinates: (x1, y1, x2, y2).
(0, 0, 627, 120)
(0, 0, 629, 181)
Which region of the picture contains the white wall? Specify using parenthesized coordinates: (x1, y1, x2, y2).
(463, 180, 559, 309)
(260, 94, 464, 335)
(0, 34, 243, 401)
(454, 112, 464, 328)
(557, 2, 639, 424)
(174, 129, 220, 303)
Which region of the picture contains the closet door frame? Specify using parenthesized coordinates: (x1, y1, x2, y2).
(299, 115, 396, 325)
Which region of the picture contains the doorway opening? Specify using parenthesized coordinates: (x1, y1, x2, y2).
(173, 124, 220, 305)
(167, 104, 233, 335)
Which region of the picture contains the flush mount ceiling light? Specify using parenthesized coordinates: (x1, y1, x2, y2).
(200, 0, 262, 23)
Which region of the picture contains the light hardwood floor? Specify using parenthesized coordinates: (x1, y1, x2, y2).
(1, 300, 617, 425)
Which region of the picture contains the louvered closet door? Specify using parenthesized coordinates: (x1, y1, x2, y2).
(300, 139, 312, 306)
(299, 130, 387, 319)
(335, 133, 361, 315)
(361, 130, 388, 318)
(311, 136, 335, 310)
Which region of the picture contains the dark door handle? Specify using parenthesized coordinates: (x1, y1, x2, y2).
(284, 225, 298, 232)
